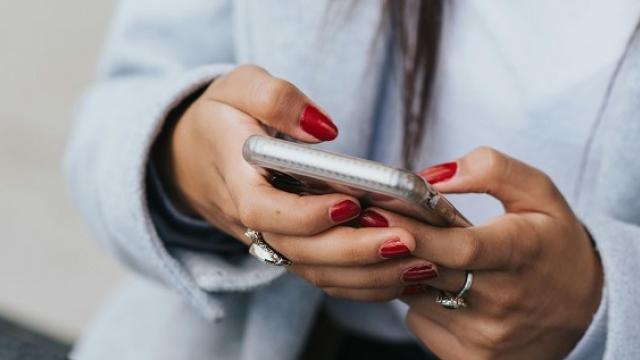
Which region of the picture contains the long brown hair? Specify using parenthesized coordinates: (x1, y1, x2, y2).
(385, 0, 444, 169)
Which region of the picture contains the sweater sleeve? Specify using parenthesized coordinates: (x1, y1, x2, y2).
(562, 26, 640, 359)
(63, 0, 283, 321)
(566, 213, 640, 359)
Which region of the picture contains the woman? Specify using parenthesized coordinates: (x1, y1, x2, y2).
(65, 0, 640, 359)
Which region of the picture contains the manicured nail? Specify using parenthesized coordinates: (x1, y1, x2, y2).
(300, 105, 338, 141)
(402, 264, 438, 282)
(401, 284, 427, 296)
(379, 237, 410, 259)
(359, 209, 389, 228)
(419, 162, 457, 184)
(329, 200, 360, 222)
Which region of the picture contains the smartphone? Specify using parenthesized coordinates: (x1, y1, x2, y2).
(242, 135, 471, 227)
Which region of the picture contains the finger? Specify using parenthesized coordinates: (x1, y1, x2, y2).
(291, 259, 467, 293)
(364, 208, 532, 270)
(404, 270, 522, 323)
(322, 286, 402, 302)
(404, 290, 508, 357)
(201, 103, 361, 236)
(403, 287, 476, 339)
(290, 258, 436, 289)
(265, 226, 415, 266)
(420, 147, 568, 215)
(405, 307, 465, 359)
(207, 64, 337, 142)
(236, 182, 362, 236)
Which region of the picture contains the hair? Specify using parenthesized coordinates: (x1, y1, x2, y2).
(385, 0, 444, 169)
(384, 1, 639, 182)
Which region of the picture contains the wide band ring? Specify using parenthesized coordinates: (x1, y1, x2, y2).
(435, 270, 473, 310)
(245, 228, 292, 267)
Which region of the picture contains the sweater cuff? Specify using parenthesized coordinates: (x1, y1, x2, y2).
(146, 159, 286, 292)
(146, 159, 246, 254)
(134, 65, 286, 316)
(565, 285, 607, 359)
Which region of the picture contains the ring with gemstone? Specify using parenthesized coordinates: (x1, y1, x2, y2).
(435, 270, 473, 310)
(245, 228, 292, 267)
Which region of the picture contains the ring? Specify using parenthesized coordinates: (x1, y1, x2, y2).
(245, 228, 292, 267)
(435, 270, 473, 310)
(435, 291, 467, 310)
(456, 270, 474, 299)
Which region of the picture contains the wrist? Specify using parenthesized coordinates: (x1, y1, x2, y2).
(572, 224, 604, 338)
(152, 85, 208, 217)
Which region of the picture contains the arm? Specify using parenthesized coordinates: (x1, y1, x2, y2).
(65, 0, 406, 322)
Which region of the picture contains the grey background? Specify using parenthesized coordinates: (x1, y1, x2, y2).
(0, 1, 126, 342)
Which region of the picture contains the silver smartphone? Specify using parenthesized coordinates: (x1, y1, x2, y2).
(242, 135, 471, 227)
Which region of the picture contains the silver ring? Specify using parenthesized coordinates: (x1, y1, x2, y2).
(456, 271, 474, 299)
(245, 229, 292, 267)
(435, 270, 473, 310)
(435, 291, 467, 310)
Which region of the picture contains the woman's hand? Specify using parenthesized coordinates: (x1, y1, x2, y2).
(365, 147, 603, 359)
(160, 65, 433, 298)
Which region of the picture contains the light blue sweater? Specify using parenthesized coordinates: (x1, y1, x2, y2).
(65, 1, 640, 359)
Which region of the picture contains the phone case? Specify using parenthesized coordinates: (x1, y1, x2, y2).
(243, 135, 471, 227)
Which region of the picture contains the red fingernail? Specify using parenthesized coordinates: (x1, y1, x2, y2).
(379, 237, 410, 259)
(419, 162, 457, 184)
(329, 200, 360, 222)
(300, 105, 338, 141)
(402, 264, 438, 282)
(401, 284, 427, 296)
(359, 209, 389, 228)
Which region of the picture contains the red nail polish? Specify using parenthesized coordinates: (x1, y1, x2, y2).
(359, 209, 389, 228)
(300, 105, 338, 141)
(402, 264, 438, 282)
(330, 200, 360, 222)
(379, 237, 410, 259)
(419, 162, 457, 184)
(401, 284, 426, 296)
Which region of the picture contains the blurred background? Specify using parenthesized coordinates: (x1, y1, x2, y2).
(0, 0, 126, 346)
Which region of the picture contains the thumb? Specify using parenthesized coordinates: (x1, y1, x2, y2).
(206, 65, 338, 143)
(419, 147, 567, 214)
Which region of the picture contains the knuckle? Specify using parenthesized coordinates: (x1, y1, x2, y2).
(236, 64, 264, 72)
(255, 78, 297, 119)
(236, 201, 260, 229)
(455, 230, 482, 268)
(537, 172, 559, 198)
(305, 270, 325, 287)
(494, 288, 524, 312)
(514, 218, 543, 265)
(221, 210, 239, 230)
(482, 147, 509, 181)
(477, 321, 512, 349)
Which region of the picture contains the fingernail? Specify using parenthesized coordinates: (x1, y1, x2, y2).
(419, 162, 457, 184)
(329, 200, 360, 222)
(300, 104, 338, 141)
(359, 209, 389, 228)
(402, 264, 438, 282)
(379, 237, 410, 259)
(401, 284, 427, 296)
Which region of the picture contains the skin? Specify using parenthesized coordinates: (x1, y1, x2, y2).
(163, 65, 603, 359)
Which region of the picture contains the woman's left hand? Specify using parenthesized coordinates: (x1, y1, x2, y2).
(369, 147, 603, 359)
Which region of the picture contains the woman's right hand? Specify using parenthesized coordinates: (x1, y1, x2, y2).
(161, 65, 442, 301)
